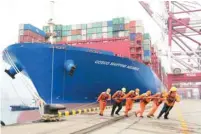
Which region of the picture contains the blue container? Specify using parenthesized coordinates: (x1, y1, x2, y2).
(119, 24, 124, 31)
(130, 33, 136, 41)
(55, 31, 62, 37)
(107, 21, 113, 27)
(144, 50, 151, 56)
(23, 24, 46, 37)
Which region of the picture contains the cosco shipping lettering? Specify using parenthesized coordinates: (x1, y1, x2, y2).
(2, 18, 163, 106)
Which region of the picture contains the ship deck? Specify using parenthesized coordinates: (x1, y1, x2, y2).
(1, 100, 201, 134)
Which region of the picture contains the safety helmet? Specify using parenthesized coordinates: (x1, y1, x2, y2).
(146, 90, 151, 95)
(106, 88, 111, 93)
(121, 87, 126, 93)
(135, 88, 140, 93)
(170, 87, 177, 92)
(129, 90, 134, 93)
(161, 90, 167, 94)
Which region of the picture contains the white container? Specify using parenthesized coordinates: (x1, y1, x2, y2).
(102, 27, 108, 33)
(19, 30, 24, 36)
(19, 24, 24, 30)
(92, 34, 97, 39)
(72, 25, 77, 30)
(136, 26, 144, 33)
(82, 35, 86, 40)
(76, 24, 81, 29)
(82, 30, 86, 35)
(136, 20, 143, 26)
(124, 17, 130, 24)
(143, 39, 151, 45)
(67, 36, 72, 41)
(102, 21, 108, 27)
(102, 33, 108, 38)
(87, 23, 92, 28)
(124, 31, 129, 36)
(118, 31, 125, 37)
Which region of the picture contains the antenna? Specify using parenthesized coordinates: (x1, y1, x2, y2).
(48, 1, 55, 44)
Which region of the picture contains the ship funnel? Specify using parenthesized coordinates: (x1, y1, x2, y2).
(5, 64, 23, 79)
(64, 60, 76, 76)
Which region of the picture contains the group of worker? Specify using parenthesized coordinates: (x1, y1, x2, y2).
(97, 86, 180, 119)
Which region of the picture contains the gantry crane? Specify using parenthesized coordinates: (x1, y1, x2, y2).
(139, 1, 201, 95)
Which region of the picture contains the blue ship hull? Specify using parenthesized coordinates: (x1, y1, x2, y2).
(3, 43, 162, 104)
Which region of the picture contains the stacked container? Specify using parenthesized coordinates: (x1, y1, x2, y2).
(142, 33, 151, 63)
(19, 24, 46, 43)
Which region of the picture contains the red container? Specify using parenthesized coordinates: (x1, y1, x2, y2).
(129, 27, 136, 33)
(62, 37, 67, 42)
(129, 21, 136, 28)
(125, 24, 129, 30)
(76, 30, 81, 35)
(71, 30, 77, 35)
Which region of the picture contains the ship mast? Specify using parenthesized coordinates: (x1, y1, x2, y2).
(48, 1, 55, 44)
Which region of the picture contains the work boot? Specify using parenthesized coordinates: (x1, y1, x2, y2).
(115, 113, 120, 116)
(147, 115, 152, 118)
(140, 116, 144, 118)
(134, 112, 137, 117)
(99, 113, 103, 116)
(164, 116, 169, 119)
(125, 115, 129, 117)
(150, 114, 154, 117)
(157, 116, 160, 119)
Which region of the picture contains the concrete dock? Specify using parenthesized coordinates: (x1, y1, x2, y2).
(1, 100, 201, 134)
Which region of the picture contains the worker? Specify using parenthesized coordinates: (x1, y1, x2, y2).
(111, 87, 126, 116)
(124, 88, 140, 117)
(135, 90, 152, 118)
(157, 87, 180, 119)
(147, 90, 167, 118)
(97, 88, 111, 116)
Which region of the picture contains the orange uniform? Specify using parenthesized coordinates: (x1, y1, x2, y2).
(97, 92, 111, 116)
(124, 91, 138, 117)
(147, 92, 166, 117)
(135, 91, 152, 117)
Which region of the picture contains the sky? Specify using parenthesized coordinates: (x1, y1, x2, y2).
(0, 0, 201, 90)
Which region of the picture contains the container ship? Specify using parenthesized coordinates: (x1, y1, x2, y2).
(2, 17, 164, 104)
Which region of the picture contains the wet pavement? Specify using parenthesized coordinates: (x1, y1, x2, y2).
(1, 100, 201, 134)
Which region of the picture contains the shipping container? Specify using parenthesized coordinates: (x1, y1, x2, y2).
(67, 36, 72, 41)
(113, 32, 118, 37)
(56, 37, 62, 42)
(54, 30, 62, 37)
(129, 21, 136, 28)
(82, 35, 86, 40)
(102, 27, 108, 33)
(62, 31, 67, 37)
(87, 23, 92, 28)
(143, 44, 151, 50)
(72, 25, 77, 30)
(66, 25, 72, 31)
(19, 30, 24, 36)
(82, 30, 87, 35)
(130, 33, 136, 41)
(124, 31, 129, 36)
(143, 39, 151, 45)
(107, 32, 113, 38)
(125, 23, 129, 30)
(143, 33, 151, 39)
(102, 21, 108, 27)
(81, 24, 87, 29)
(107, 21, 113, 27)
(71, 35, 77, 40)
(62, 25, 67, 31)
(55, 25, 62, 31)
(97, 33, 102, 38)
(87, 28, 96, 34)
(77, 35, 81, 40)
(118, 31, 125, 37)
(136, 26, 144, 33)
(71, 30, 77, 35)
(62, 37, 67, 42)
(102, 33, 108, 38)
(144, 50, 151, 56)
(113, 24, 124, 31)
(96, 27, 102, 33)
(136, 20, 143, 26)
(112, 17, 125, 24)
(129, 27, 136, 33)
(19, 24, 46, 37)
(67, 31, 72, 36)
(76, 30, 81, 35)
(92, 34, 97, 39)
(143, 56, 151, 62)
(107, 27, 113, 32)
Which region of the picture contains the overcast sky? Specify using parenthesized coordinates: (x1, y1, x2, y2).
(0, 0, 201, 94)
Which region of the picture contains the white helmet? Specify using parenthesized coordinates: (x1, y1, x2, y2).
(121, 87, 126, 93)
